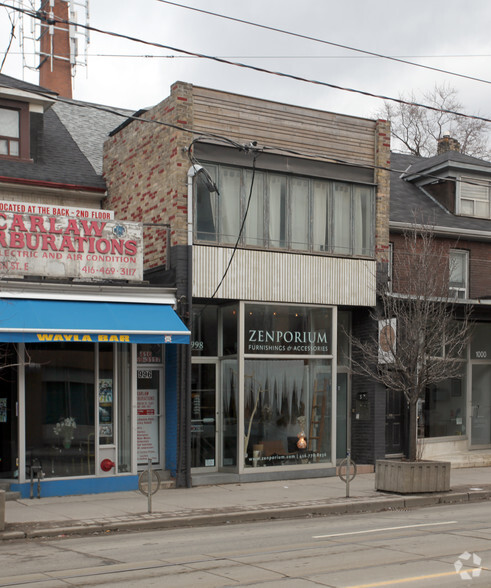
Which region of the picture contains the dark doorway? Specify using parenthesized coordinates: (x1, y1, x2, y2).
(0, 345, 18, 478)
(385, 388, 406, 456)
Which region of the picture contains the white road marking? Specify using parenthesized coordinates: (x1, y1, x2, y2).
(313, 520, 457, 539)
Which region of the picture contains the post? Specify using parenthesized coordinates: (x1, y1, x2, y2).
(346, 450, 351, 498)
(147, 458, 152, 514)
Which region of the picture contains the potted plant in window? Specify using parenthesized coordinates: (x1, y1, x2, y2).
(53, 417, 77, 449)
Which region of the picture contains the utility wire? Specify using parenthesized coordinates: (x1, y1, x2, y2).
(12, 83, 491, 194)
(3, 1, 491, 126)
(0, 8, 16, 73)
(155, 0, 491, 87)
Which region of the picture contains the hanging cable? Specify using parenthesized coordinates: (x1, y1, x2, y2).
(155, 0, 491, 87)
(2, 2, 491, 125)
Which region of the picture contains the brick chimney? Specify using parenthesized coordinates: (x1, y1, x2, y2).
(437, 135, 461, 155)
(39, 0, 72, 98)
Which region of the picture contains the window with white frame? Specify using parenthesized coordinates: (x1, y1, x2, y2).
(195, 163, 375, 256)
(449, 249, 469, 299)
(459, 176, 491, 219)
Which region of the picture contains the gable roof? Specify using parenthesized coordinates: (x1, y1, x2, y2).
(390, 152, 491, 237)
(0, 74, 131, 189)
(0, 73, 55, 96)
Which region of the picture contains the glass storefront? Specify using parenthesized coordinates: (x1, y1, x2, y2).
(243, 359, 332, 467)
(192, 301, 335, 472)
(420, 375, 466, 438)
(25, 342, 133, 479)
(25, 343, 96, 478)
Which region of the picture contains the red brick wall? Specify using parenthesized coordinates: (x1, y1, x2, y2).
(103, 82, 193, 268)
(391, 232, 491, 299)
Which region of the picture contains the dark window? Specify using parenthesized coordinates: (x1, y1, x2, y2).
(0, 99, 30, 160)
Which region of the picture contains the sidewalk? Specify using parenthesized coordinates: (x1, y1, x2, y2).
(3, 467, 491, 541)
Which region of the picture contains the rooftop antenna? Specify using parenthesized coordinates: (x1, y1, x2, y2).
(15, 0, 90, 87)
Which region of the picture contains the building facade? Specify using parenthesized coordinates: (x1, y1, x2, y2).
(0, 74, 189, 497)
(390, 146, 491, 464)
(104, 82, 391, 484)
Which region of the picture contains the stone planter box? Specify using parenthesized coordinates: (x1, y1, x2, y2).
(375, 459, 451, 493)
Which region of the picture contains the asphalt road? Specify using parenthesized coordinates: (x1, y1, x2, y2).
(1, 501, 491, 587)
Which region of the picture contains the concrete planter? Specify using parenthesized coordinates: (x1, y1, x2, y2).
(375, 459, 451, 494)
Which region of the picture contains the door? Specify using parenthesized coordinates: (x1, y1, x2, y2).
(137, 368, 163, 468)
(0, 349, 17, 478)
(336, 373, 348, 461)
(471, 365, 491, 446)
(191, 362, 218, 469)
(386, 388, 405, 455)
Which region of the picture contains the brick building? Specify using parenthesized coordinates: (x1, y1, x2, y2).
(389, 145, 491, 464)
(104, 82, 391, 485)
(0, 73, 189, 497)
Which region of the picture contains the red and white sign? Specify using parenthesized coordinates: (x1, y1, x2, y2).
(0, 204, 143, 281)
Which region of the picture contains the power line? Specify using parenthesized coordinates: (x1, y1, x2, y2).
(2, 2, 491, 127)
(8, 51, 491, 60)
(155, 0, 491, 87)
(15, 83, 491, 195)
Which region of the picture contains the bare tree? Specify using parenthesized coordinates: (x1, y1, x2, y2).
(350, 224, 472, 461)
(378, 83, 490, 159)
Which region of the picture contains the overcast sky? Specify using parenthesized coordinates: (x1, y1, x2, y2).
(1, 0, 491, 125)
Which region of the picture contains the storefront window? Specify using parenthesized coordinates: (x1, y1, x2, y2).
(222, 359, 238, 466)
(245, 304, 332, 355)
(337, 311, 351, 367)
(118, 344, 132, 472)
(25, 343, 95, 478)
(192, 306, 218, 356)
(99, 344, 114, 445)
(244, 359, 332, 467)
(470, 323, 491, 360)
(420, 375, 466, 438)
(137, 344, 162, 364)
(222, 305, 238, 356)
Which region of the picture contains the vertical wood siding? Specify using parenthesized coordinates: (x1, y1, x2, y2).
(193, 246, 376, 306)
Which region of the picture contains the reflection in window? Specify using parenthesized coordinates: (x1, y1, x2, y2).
(0, 107, 20, 157)
(244, 170, 265, 247)
(268, 174, 287, 248)
(117, 344, 132, 472)
(449, 249, 468, 299)
(420, 376, 466, 438)
(25, 344, 95, 478)
(243, 359, 332, 468)
(195, 163, 374, 256)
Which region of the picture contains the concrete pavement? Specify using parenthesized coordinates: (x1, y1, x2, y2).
(2, 466, 491, 541)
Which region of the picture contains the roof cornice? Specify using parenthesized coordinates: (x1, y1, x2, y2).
(390, 220, 491, 241)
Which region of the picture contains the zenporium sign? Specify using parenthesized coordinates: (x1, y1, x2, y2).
(0, 210, 143, 281)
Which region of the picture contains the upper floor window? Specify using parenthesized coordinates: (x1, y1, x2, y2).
(449, 249, 469, 299)
(0, 99, 29, 160)
(459, 176, 490, 219)
(195, 163, 375, 257)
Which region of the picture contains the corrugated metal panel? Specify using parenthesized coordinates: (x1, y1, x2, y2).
(193, 246, 376, 306)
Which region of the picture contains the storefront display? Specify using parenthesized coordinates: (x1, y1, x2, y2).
(192, 302, 336, 474)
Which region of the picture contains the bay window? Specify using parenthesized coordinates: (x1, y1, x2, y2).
(194, 163, 375, 256)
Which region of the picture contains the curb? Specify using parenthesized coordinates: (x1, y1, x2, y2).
(2, 489, 490, 541)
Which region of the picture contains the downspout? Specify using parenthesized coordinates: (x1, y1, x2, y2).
(175, 166, 200, 488)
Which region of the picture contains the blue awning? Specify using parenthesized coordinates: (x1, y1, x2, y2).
(0, 298, 190, 344)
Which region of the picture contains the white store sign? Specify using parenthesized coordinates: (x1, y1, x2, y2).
(137, 388, 159, 464)
(0, 204, 142, 281)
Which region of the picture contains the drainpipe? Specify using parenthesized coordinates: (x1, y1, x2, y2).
(175, 166, 200, 487)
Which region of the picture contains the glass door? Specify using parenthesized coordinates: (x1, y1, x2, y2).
(137, 368, 163, 468)
(191, 362, 218, 469)
(471, 364, 491, 446)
